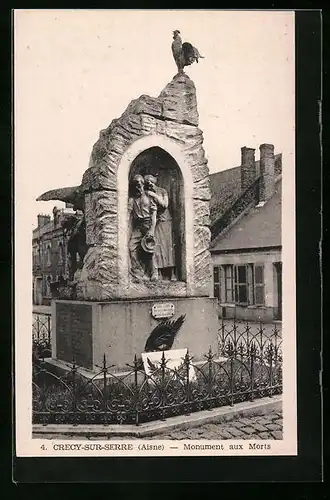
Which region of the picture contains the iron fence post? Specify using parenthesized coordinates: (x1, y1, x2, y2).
(133, 355, 140, 426)
(274, 323, 279, 365)
(246, 320, 251, 353)
(37, 315, 41, 343)
(160, 351, 166, 421)
(230, 353, 234, 407)
(250, 343, 255, 402)
(47, 314, 51, 346)
(233, 318, 237, 355)
(102, 354, 108, 424)
(38, 357, 48, 425)
(259, 321, 264, 364)
(269, 343, 274, 398)
(71, 358, 78, 426)
(184, 350, 191, 415)
(207, 347, 213, 404)
(239, 341, 244, 387)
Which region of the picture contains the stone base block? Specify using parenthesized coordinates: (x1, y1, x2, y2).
(75, 279, 210, 301)
(52, 297, 219, 372)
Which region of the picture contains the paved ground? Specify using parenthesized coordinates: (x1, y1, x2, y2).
(34, 408, 283, 440)
(151, 409, 283, 440)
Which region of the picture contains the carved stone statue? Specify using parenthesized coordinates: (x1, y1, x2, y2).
(144, 175, 176, 281)
(128, 175, 158, 281)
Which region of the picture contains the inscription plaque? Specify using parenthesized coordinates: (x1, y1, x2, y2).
(56, 303, 93, 370)
(151, 302, 175, 319)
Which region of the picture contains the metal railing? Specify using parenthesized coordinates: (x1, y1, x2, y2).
(32, 313, 52, 359)
(218, 318, 282, 360)
(32, 321, 282, 426)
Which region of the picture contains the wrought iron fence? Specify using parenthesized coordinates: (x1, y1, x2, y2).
(32, 313, 52, 359)
(218, 319, 282, 361)
(33, 323, 282, 426)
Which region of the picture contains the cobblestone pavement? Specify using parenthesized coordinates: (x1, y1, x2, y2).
(36, 409, 283, 441)
(151, 409, 283, 440)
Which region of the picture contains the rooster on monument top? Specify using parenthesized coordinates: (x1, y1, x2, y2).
(171, 29, 205, 74)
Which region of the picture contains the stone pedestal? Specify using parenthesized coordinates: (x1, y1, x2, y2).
(51, 297, 218, 373)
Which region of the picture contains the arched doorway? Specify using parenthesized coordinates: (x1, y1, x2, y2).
(129, 147, 185, 281)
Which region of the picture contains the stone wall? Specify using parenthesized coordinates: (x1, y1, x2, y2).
(76, 73, 212, 301)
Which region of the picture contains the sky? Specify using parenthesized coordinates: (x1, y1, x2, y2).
(14, 10, 295, 230)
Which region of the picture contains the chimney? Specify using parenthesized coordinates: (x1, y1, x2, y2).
(259, 143, 275, 202)
(37, 214, 51, 228)
(275, 153, 282, 177)
(241, 147, 256, 192)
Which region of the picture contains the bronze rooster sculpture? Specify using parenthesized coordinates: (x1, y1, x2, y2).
(144, 314, 186, 352)
(171, 30, 204, 73)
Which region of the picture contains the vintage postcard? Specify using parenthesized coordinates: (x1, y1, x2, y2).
(14, 9, 297, 459)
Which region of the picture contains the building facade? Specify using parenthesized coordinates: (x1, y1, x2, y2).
(209, 144, 282, 323)
(32, 205, 81, 305)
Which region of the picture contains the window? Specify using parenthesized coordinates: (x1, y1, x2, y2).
(224, 265, 234, 302)
(58, 242, 64, 265)
(235, 265, 248, 305)
(235, 264, 265, 306)
(213, 265, 234, 303)
(213, 263, 265, 306)
(46, 245, 51, 267)
(37, 246, 41, 266)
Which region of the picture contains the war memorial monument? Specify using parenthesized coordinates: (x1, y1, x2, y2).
(37, 31, 218, 374)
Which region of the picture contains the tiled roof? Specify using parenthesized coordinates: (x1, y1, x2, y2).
(209, 154, 282, 225)
(209, 166, 241, 225)
(210, 178, 281, 252)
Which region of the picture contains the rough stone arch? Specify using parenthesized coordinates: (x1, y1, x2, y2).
(77, 73, 211, 301)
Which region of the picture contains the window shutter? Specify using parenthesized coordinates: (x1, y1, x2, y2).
(254, 264, 264, 284)
(254, 264, 265, 305)
(214, 284, 220, 301)
(234, 265, 238, 303)
(213, 266, 220, 300)
(219, 266, 226, 303)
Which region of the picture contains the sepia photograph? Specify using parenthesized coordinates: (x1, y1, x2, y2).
(14, 9, 297, 458)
